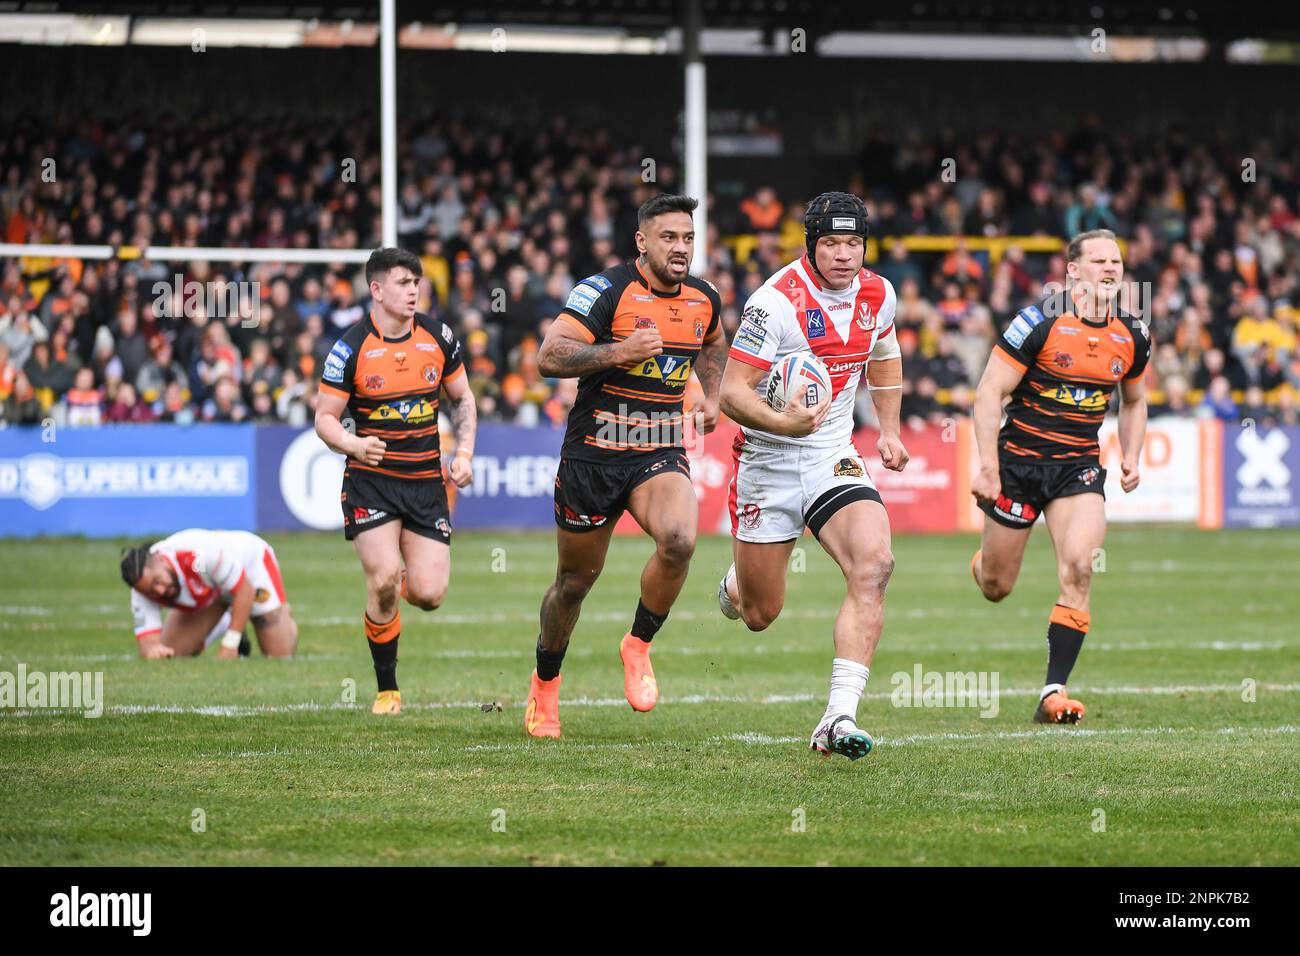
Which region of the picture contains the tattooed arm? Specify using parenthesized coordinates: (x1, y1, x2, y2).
(441, 369, 477, 488)
(537, 319, 662, 378)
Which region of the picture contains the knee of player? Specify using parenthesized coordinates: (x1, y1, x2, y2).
(406, 585, 445, 612)
(980, 577, 1013, 602)
(556, 571, 596, 606)
(370, 569, 403, 607)
(741, 601, 781, 632)
(656, 527, 696, 567)
(1059, 557, 1094, 592)
(847, 549, 895, 597)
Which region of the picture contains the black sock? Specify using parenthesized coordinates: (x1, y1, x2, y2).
(630, 599, 668, 644)
(1045, 604, 1089, 690)
(237, 634, 251, 657)
(369, 638, 399, 692)
(536, 637, 566, 681)
(365, 611, 400, 692)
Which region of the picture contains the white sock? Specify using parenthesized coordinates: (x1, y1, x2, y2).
(825, 658, 869, 722)
(1040, 682, 1064, 701)
(202, 610, 234, 649)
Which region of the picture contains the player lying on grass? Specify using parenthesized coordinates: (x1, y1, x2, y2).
(523, 194, 726, 738)
(120, 529, 298, 659)
(717, 191, 907, 761)
(970, 229, 1150, 724)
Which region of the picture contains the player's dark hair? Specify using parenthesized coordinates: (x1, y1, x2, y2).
(119, 544, 155, 587)
(637, 194, 698, 229)
(365, 247, 423, 286)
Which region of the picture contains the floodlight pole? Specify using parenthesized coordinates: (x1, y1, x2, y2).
(683, 0, 708, 275)
(380, 0, 398, 249)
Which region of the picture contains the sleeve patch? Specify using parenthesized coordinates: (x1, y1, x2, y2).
(1003, 315, 1033, 349)
(583, 274, 612, 292)
(323, 355, 347, 383)
(565, 283, 601, 316)
(1018, 305, 1046, 327)
(323, 337, 352, 384)
(733, 325, 766, 356)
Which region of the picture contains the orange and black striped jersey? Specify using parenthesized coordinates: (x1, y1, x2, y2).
(991, 299, 1151, 462)
(558, 259, 721, 462)
(318, 311, 465, 481)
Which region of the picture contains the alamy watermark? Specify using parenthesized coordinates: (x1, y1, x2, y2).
(1, 664, 103, 717)
(890, 664, 999, 717)
(152, 274, 262, 328)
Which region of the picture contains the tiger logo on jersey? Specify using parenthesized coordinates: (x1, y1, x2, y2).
(1040, 384, 1108, 410)
(368, 398, 437, 423)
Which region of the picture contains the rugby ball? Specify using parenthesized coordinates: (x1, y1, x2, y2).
(765, 351, 832, 412)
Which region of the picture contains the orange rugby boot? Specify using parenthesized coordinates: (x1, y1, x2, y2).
(619, 633, 658, 712)
(525, 670, 562, 738)
(371, 690, 401, 715)
(1034, 688, 1087, 724)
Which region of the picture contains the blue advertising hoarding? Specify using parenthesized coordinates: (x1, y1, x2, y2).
(452, 423, 562, 529)
(0, 421, 570, 537)
(258, 423, 562, 532)
(1222, 424, 1300, 528)
(0, 424, 256, 538)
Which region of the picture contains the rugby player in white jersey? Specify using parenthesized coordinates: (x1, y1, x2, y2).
(119, 529, 299, 660)
(717, 192, 908, 760)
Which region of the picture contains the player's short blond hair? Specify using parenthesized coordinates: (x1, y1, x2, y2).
(1066, 229, 1119, 263)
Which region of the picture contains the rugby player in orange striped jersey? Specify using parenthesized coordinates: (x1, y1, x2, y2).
(315, 248, 477, 715)
(523, 195, 727, 738)
(970, 230, 1151, 724)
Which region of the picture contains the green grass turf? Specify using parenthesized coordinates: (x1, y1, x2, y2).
(1, 528, 1298, 866)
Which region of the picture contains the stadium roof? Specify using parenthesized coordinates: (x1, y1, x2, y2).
(15, 1, 1300, 41)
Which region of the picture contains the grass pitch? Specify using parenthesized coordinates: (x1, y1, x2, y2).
(1, 528, 1297, 866)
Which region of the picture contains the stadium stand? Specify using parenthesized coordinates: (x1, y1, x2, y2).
(2, 111, 1298, 431)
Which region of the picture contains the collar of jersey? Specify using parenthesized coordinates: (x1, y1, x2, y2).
(367, 310, 414, 342)
(633, 258, 685, 298)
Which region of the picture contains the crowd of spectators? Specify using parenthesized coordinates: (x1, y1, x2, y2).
(2, 114, 1298, 432)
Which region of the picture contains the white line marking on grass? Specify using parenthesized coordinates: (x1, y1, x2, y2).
(714, 725, 1300, 748)
(4, 683, 1299, 719)
(460, 725, 1300, 754)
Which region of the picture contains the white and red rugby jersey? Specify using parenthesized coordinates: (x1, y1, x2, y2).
(130, 529, 273, 639)
(729, 254, 900, 448)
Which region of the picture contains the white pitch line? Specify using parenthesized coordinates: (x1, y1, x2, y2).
(2, 683, 1298, 719)
(715, 725, 1300, 748)
(460, 724, 1300, 754)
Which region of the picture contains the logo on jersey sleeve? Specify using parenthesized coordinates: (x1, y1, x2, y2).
(628, 355, 694, 386)
(806, 308, 826, 339)
(734, 309, 767, 356)
(584, 274, 613, 292)
(1003, 305, 1046, 349)
(565, 283, 602, 316)
(323, 339, 352, 384)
